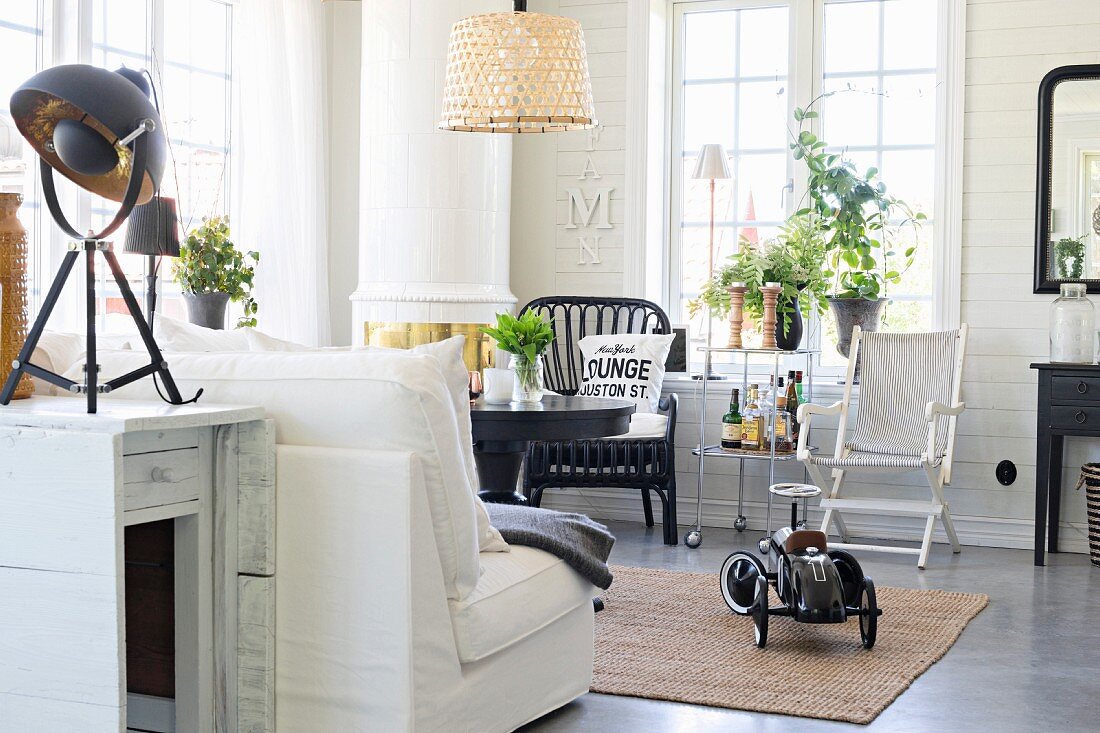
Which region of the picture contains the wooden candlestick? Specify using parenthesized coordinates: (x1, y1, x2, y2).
(760, 282, 783, 350)
(727, 283, 747, 349)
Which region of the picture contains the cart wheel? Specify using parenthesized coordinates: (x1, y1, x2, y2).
(752, 576, 769, 648)
(859, 577, 878, 649)
(685, 530, 702, 548)
(828, 549, 865, 608)
(719, 551, 765, 615)
(733, 515, 748, 532)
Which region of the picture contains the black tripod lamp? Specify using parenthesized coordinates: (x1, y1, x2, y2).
(0, 64, 195, 413)
(123, 195, 180, 329)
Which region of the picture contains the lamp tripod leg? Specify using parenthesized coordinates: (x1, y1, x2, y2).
(85, 242, 97, 413)
(0, 250, 81, 405)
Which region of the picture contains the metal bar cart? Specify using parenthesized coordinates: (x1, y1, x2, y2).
(685, 347, 817, 549)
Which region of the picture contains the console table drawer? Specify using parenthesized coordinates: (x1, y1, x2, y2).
(124, 448, 201, 511)
(1052, 376, 1100, 402)
(1050, 405, 1100, 430)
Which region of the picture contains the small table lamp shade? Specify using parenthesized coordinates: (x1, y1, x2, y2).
(692, 143, 732, 180)
(123, 196, 180, 258)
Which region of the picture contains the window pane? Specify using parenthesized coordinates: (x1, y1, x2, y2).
(738, 81, 787, 150)
(882, 73, 935, 146)
(684, 83, 735, 151)
(883, 0, 936, 70)
(822, 77, 879, 148)
(0, 2, 39, 29)
(881, 149, 935, 215)
(824, 1, 879, 74)
(683, 11, 736, 80)
(739, 7, 788, 78)
(737, 153, 787, 224)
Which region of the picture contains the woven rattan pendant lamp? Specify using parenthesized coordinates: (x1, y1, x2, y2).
(439, 0, 597, 133)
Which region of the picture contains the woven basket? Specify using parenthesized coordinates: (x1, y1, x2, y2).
(0, 192, 31, 400)
(1076, 463, 1100, 566)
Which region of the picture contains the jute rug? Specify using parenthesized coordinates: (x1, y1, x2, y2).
(592, 565, 988, 725)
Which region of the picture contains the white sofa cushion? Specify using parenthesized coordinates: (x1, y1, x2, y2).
(155, 315, 252, 351)
(606, 412, 668, 440)
(362, 337, 508, 553)
(449, 545, 595, 663)
(65, 349, 484, 600)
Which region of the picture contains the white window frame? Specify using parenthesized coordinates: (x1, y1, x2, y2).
(625, 0, 963, 379)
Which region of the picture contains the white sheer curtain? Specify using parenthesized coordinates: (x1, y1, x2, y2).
(234, 0, 331, 346)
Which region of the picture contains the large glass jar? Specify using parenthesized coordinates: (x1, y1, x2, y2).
(1050, 283, 1096, 363)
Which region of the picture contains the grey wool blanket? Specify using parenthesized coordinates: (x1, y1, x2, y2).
(485, 504, 616, 589)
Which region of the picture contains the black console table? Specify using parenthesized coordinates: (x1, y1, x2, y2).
(1031, 363, 1100, 565)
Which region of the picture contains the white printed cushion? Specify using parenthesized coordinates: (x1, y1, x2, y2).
(576, 334, 674, 413)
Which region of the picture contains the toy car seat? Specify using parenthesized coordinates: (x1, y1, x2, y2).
(784, 529, 828, 554)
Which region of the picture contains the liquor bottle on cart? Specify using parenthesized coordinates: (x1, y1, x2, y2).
(741, 385, 764, 451)
(721, 388, 742, 452)
(786, 371, 800, 443)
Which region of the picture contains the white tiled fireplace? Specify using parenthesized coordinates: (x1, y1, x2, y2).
(351, 0, 516, 345)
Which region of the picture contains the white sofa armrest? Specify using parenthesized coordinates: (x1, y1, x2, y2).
(276, 446, 460, 733)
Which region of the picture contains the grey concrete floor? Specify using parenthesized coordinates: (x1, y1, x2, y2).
(519, 520, 1100, 733)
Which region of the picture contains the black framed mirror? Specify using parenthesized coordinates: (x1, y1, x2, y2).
(1035, 64, 1100, 292)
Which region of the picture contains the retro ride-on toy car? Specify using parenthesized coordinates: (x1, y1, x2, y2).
(719, 483, 881, 649)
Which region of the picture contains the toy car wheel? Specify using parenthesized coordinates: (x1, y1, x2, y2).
(752, 576, 769, 648)
(776, 553, 792, 606)
(720, 551, 766, 615)
(828, 549, 865, 608)
(858, 577, 878, 649)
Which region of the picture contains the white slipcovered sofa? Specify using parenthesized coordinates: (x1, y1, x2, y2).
(35, 333, 599, 732)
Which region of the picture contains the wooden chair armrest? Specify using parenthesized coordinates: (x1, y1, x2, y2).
(797, 400, 844, 423)
(925, 401, 965, 422)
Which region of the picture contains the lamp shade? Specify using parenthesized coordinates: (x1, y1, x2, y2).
(123, 196, 180, 257)
(692, 143, 732, 180)
(439, 11, 597, 133)
(9, 64, 166, 204)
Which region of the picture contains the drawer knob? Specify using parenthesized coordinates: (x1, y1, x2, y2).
(151, 467, 175, 483)
(1076, 410, 1088, 425)
(1079, 381, 1089, 394)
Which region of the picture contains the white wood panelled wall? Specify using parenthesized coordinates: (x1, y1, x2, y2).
(520, 0, 1100, 553)
(511, 0, 630, 307)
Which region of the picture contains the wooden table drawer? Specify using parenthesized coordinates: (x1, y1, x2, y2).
(123, 448, 201, 511)
(1051, 404, 1100, 430)
(1052, 375, 1100, 402)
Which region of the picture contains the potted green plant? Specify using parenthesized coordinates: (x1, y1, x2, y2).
(692, 212, 830, 350)
(173, 216, 259, 329)
(1052, 235, 1087, 279)
(481, 309, 555, 403)
(788, 104, 924, 358)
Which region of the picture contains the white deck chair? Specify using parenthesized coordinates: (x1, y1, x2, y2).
(796, 325, 969, 568)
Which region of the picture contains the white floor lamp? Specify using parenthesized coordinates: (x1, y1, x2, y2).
(692, 143, 732, 347)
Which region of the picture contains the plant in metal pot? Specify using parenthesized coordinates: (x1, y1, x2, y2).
(691, 212, 830, 349)
(173, 216, 259, 329)
(481, 309, 556, 402)
(1052, 235, 1086, 280)
(789, 102, 925, 357)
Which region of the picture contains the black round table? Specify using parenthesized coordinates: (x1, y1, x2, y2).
(471, 394, 636, 504)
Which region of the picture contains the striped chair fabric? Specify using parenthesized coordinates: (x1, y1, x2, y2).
(806, 330, 959, 468)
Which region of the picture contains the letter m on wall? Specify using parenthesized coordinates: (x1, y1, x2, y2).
(565, 187, 614, 229)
